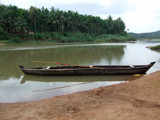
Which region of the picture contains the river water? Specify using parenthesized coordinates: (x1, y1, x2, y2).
(0, 40, 160, 103)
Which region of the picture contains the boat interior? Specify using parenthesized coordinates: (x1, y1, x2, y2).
(32, 65, 147, 69)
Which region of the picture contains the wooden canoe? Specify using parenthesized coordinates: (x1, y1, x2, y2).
(19, 62, 155, 76)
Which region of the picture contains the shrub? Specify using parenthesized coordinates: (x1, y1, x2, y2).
(150, 45, 160, 51)
(65, 32, 95, 42)
(95, 34, 136, 42)
(31, 33, 45, 40)
(10, 37, 24, 43)
(0, 27, 9, 40)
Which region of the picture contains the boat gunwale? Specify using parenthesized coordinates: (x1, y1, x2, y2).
(19, 61, 155, 71)
(19, 61, 156, 75)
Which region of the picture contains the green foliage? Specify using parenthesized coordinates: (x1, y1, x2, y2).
(28, 32, 133, 43)
(0, 4, 136, 43)
(50, 32, 63, 42)
(13, 17, 29, 33)
(150, 45, 160, 51)
(95, 34, 136, 42)
(0, 4, 127, 36)
(65, 32, 95, 42)
(10, 36, 24, 43)
(129, 30, 160, 39)
(0, 27, 9, 40)
(31, 33, 46, 40)
(1, 32, 135, 43)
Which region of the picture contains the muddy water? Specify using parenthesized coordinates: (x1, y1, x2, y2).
(0, 41, 160, 103)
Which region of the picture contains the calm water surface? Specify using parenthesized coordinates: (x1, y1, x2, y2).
(0, 41, 160, 103)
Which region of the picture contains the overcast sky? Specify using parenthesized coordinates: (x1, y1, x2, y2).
(1, 0, 160, 33)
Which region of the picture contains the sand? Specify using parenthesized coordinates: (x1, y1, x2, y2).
(1, 71, 160, 120)
(0, 43, 6, 46)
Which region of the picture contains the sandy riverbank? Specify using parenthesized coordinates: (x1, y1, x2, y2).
(0, 43, 6, 46)
(1, 71, 160, 120)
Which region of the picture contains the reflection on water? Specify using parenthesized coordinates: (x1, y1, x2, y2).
(0, 75, 140, 103)
(0, 42, 160, 103)
(0, 45, 125, 79)
(21, 74, 140, 84)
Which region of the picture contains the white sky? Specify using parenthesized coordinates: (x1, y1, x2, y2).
(1, 0, 160, 33)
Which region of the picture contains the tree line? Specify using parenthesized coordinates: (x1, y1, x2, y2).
(0, 4, 126, 38)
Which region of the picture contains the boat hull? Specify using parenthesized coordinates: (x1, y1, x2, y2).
(19, 62, 155, 76)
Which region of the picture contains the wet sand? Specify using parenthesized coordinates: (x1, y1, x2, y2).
(1, 71, 160, 120)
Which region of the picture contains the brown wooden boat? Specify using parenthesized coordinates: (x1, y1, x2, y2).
(19, 62, 155, 76)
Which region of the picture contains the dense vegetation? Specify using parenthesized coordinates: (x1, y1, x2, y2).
(0, 4, 135, 43)
(150, 45, 160, 51)
(129, 30, 160, 39)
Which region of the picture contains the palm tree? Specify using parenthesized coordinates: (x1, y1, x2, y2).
(65, 11, 73, 32)
(72, 12, 79, 33)
(40, 7, 49, 32)
(28, 6, 41, 33)
(114, 17, 125, 34)
(106, 15, 114, 34)
(0, 4, 127, 40)
(46, 13, 57, 32)
(58, 11, 66, 35)
(13, 17, 29, 34)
